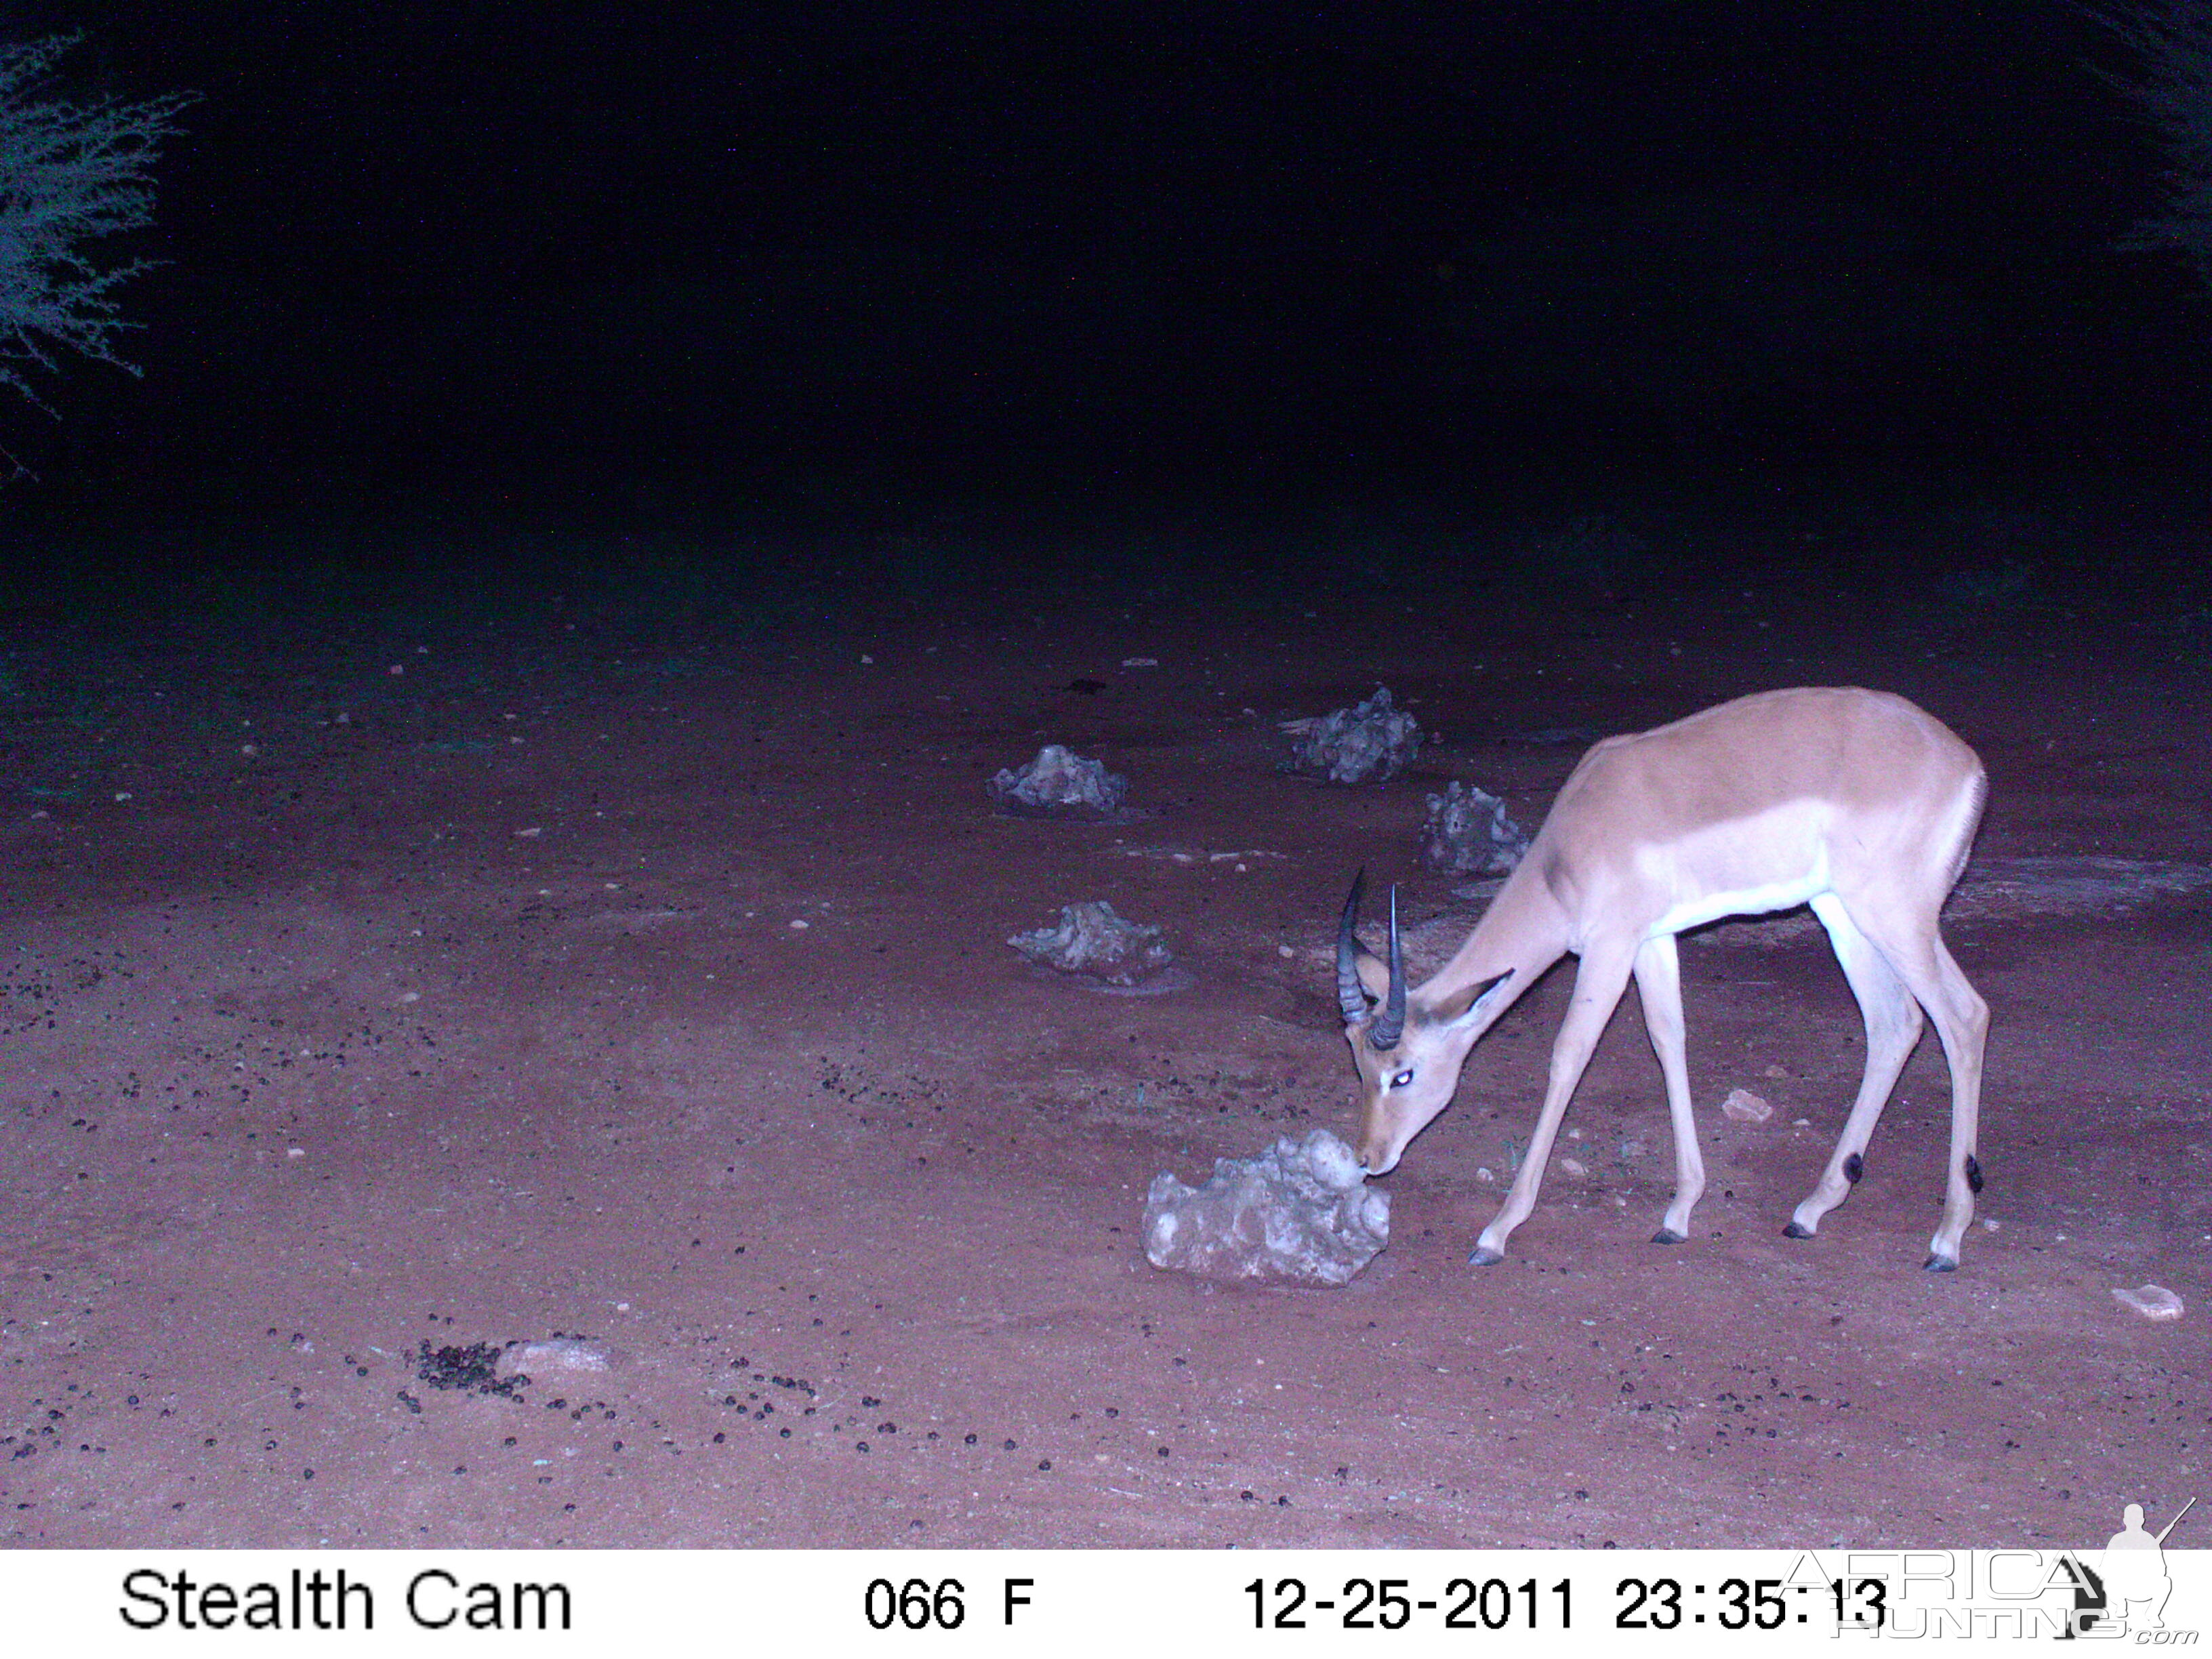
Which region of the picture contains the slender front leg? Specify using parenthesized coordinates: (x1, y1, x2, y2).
(1471, 945, 1635, 1265)
(1633, 933, 1705, 1243)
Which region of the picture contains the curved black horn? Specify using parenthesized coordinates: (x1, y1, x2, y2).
(1368, 884, 1408, 1050)
(1335, 869, 1370, 1025)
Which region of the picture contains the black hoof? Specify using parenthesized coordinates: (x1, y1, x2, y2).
(1469, 1245, 1504, 1267)
(1651, 1227, 1685, 1245)
(1924, 1253, 1959, 1273)
(1782, 1221, 1815, 1240)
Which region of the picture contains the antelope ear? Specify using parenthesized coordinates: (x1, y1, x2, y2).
(1435, 968, 1515, 1027)
(1353, 951, 1391, 1004)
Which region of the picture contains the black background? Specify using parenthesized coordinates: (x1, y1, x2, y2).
(14, 2, 2202, 500)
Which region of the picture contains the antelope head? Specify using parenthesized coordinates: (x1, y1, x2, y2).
(1336, 870, 1514, 1175)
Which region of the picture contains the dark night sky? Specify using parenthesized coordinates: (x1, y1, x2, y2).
(16, 1, 2209, 496)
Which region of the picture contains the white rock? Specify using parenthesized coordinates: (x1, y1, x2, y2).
(1418, 780, 1529, 875)
(989, 743, 1128, 814)
(1721, 1087, 1773, 1122)
(1278, 688, 1422, 784)
(502, 1337, 613, 1374)
(1008, 901, 1172, 987)
(2112, 1284, 2184, 1322)
(1143, 1129, 1388, 1286)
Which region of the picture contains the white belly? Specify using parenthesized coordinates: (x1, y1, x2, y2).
(1636, 802, 1835, 939)
(1644, 869, 1830, 939)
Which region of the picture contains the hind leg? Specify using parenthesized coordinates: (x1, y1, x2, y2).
(1899, 933, 1987, 1269)
(1844, 903, 1989, 1269)
(1786, 893, 1925, 1240)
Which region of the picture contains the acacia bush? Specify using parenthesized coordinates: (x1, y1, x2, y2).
(2095, 2, 2212, 290)
(0, 31, 191, 416)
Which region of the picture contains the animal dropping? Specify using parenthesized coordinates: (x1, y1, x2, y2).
(1143, 1129, 1389, 1286)
(1334, 687, 1992, 1271)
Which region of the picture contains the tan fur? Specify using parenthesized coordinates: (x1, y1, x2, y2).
(1342, 687, 1990, 1269)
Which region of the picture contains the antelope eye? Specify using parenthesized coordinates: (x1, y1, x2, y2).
(1389, 1069, 1414, 1089)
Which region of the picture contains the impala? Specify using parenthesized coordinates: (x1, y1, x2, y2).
(1338, 686, 1990, 1269)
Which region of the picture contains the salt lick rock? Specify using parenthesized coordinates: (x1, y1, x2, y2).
(1143, 1128, 1390, 1286)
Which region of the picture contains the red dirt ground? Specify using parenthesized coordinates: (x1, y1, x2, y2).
(3, 536, 2207, 1550)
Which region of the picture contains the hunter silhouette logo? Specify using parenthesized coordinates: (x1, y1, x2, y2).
(2058, 1497, 2196, 1639)
(1800, 1503, 2197, 1639)
(2100, 1498, 2193, 1635)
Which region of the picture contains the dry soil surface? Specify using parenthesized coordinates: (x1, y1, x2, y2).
(3, 577, 2207, 1550)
